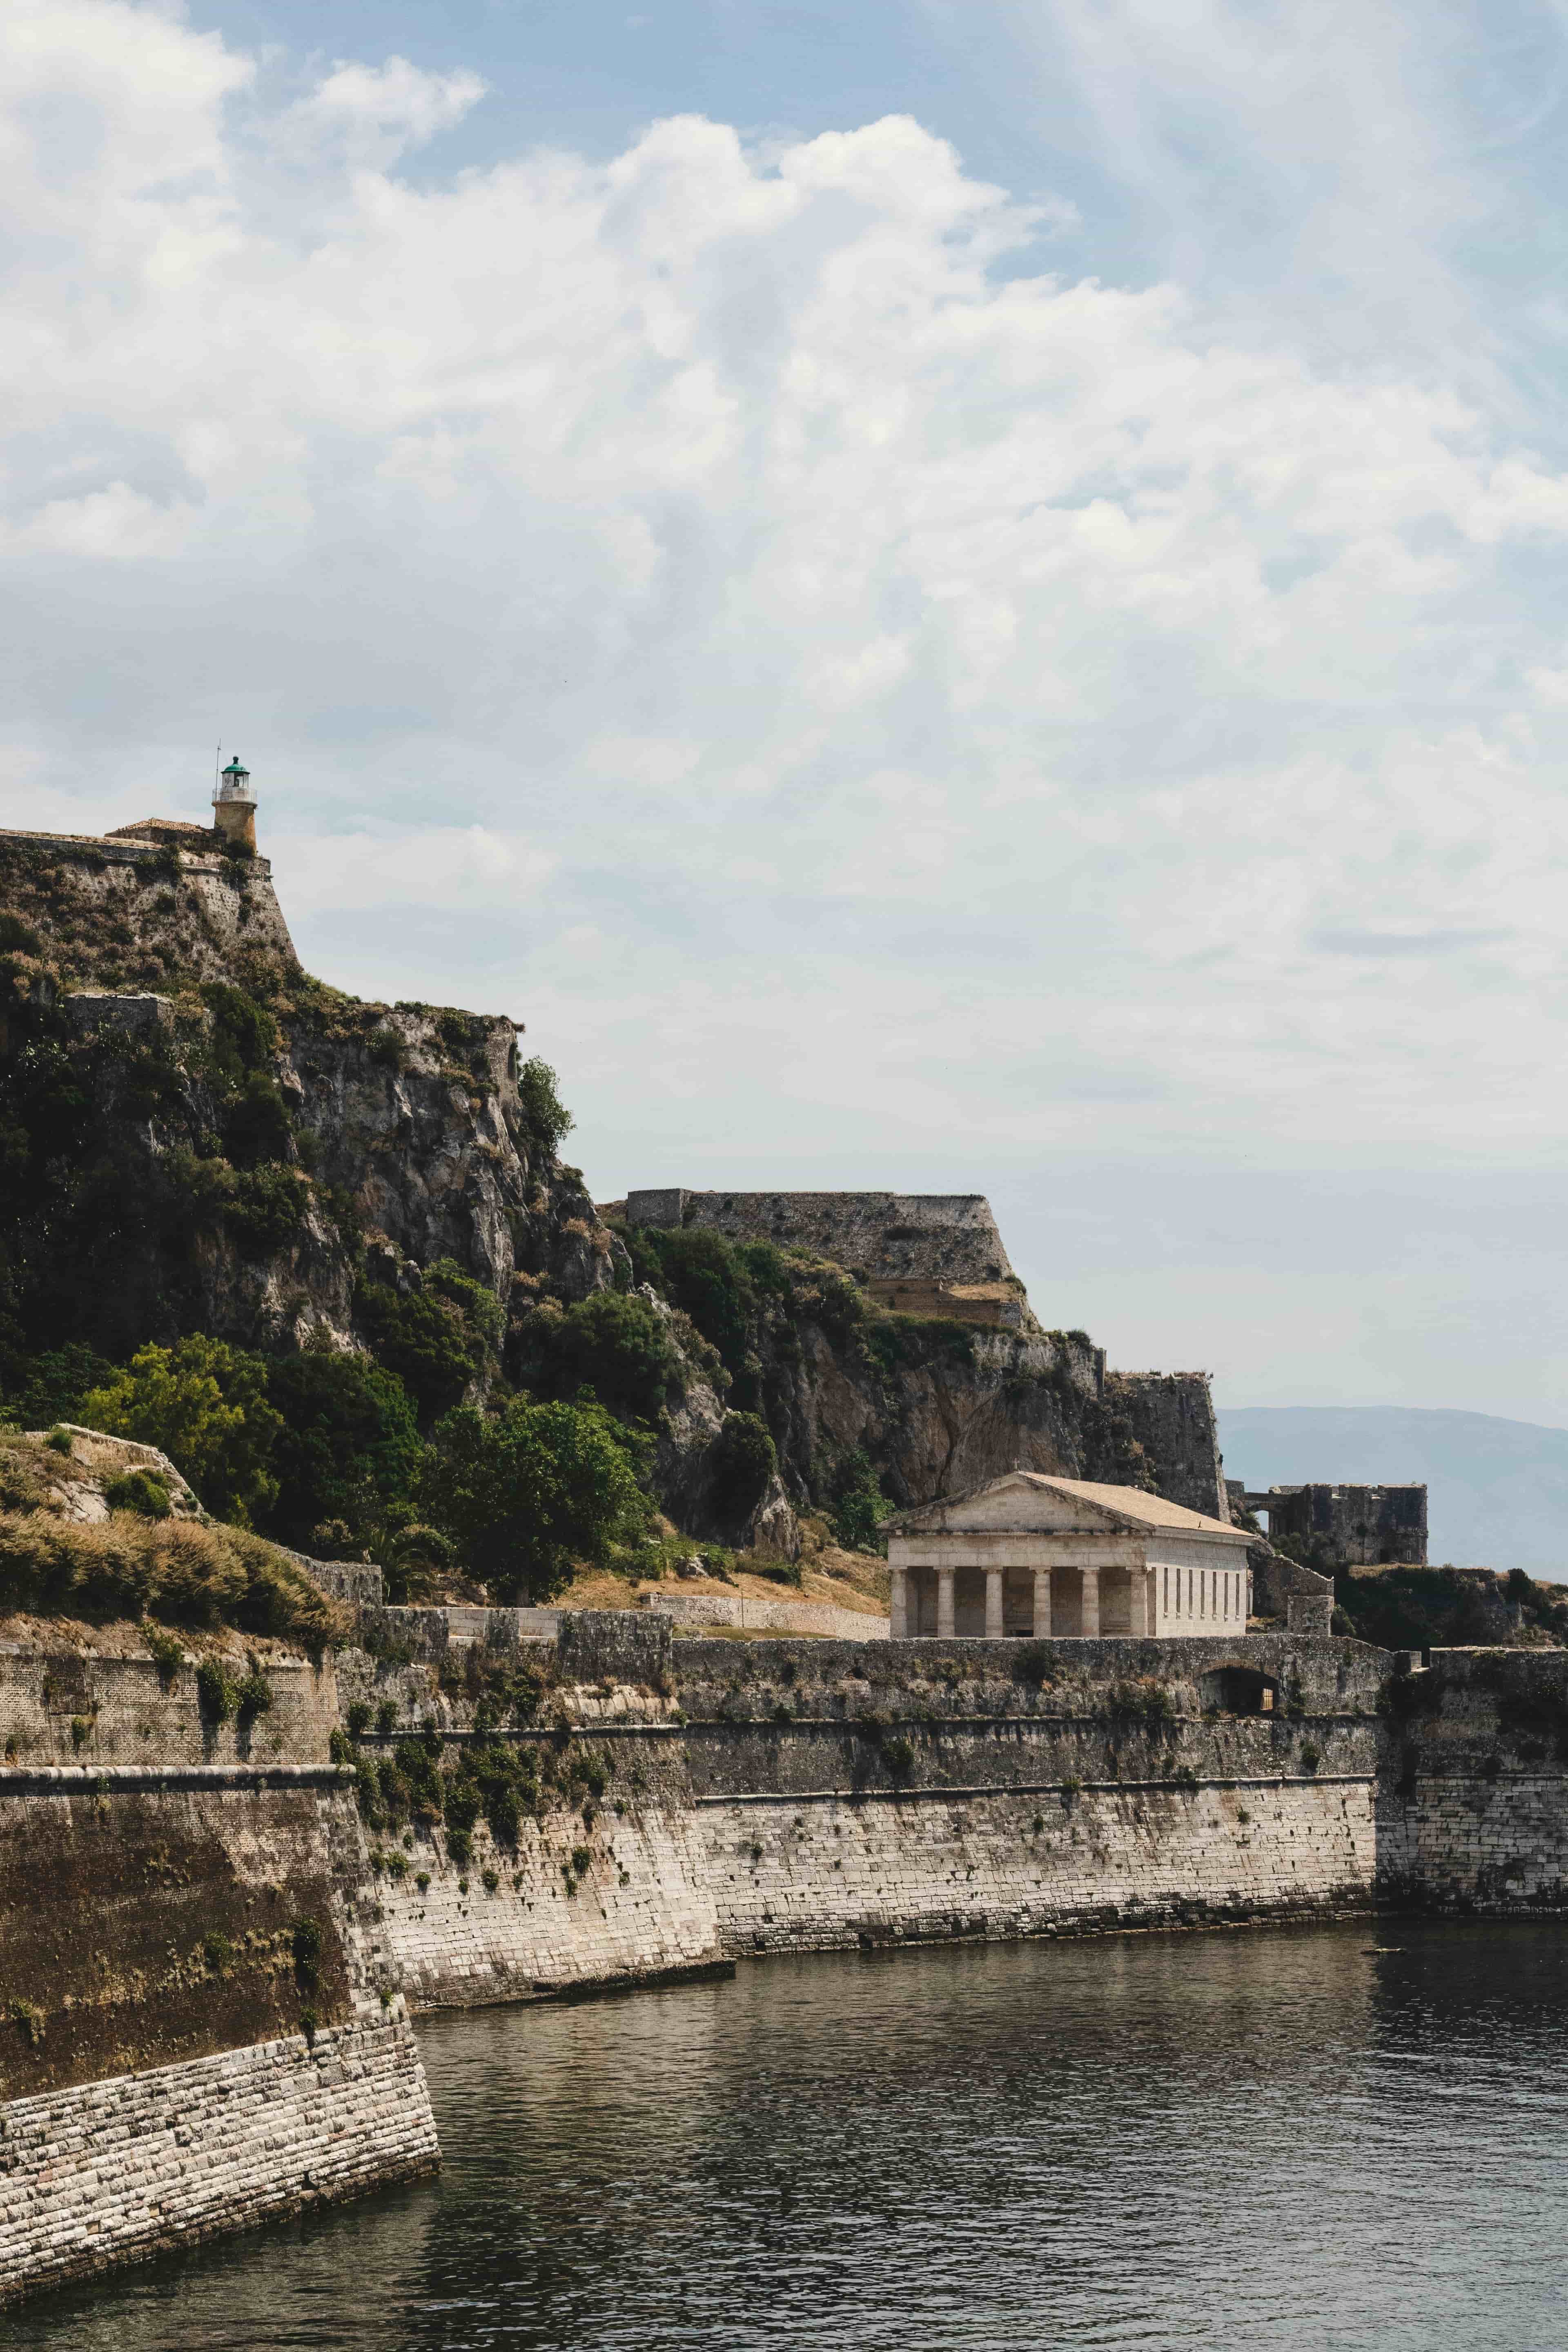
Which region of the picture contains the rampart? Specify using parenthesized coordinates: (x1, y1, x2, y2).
(0, 824, 297, 989)
(0, 1757, 437, 2304)
(623, 1189, 1019, 1289)
(6, 1610, 1568, 2305)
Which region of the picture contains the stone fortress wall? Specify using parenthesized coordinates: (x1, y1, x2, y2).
(5, 1605, 1568, 2304)
(0, 822, 297, 992)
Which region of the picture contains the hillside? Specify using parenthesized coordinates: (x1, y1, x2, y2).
(2, 813, 1235, 1600)
(1220, 1405, 1568, 1579)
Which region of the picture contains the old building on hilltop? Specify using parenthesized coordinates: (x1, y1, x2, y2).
(623, 1187, 1031, 1332)
(887, 1472, 1254, 1638)
(1232, 1481, 1428, 1568)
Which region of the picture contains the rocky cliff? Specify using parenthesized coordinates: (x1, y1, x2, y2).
(2, 821, 1230, 1561)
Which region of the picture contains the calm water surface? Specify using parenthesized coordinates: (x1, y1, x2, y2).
(18, 1921, 1568, 2350)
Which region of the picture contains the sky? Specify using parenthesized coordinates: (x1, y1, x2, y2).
(6, 0, 1568, 1433)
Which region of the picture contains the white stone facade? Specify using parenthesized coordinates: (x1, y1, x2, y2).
(886, 1472, 1254, 1639)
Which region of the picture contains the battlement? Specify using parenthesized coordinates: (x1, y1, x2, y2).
(622, 1189, 1019, 1291)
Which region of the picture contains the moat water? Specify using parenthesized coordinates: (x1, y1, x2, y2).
(19, 1920, 1568, 2350)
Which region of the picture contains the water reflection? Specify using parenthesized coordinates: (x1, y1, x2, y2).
(17, 1922, 1568, 2350)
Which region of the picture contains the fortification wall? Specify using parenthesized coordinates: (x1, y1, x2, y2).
(0, 1760, 437, 2306)
(669, 1633, 1385, 1950)
(1374, 1650, 1568, 1909)
(624, 1189, 1018, 1287)
(705, 1779, 1377, 1955)
(0, 2016, 434, 2307)
(0, 1637, 340, 1768)
(373, 1734, 725, 2010)
(0, 826, 296, 987)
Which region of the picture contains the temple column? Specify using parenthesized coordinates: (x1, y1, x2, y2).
(984, 1567, 1004, 1640)
(1032, 1567, 1052, 1638)
(1136, 1569, 1155, 1637)
(1080, 1566, 1101, 1638)
(890, 1565, 910, 1639)
(936, 1565, 956, 1638)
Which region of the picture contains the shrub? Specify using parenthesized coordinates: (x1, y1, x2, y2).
(0, 1507, 345, 1647)
(237, 1666, 273, 1721)
(345, 1701, 372, 1740)
(517, 1056, 574, 1158)
(221, 1071, 294, 1169)
(140, 1620, 185, 1686)
(1011, 1643, 1056, 1691)
(419, 1395, 652, 1599)
(828, 1448, 890, 1554)
(70, 1714, 91, 1750)
(482, 1867, 499, 1893)
(359, 1279, 493, 1421)
(202, 1930, 232, 1973)
(226, 1164, 307, 1251)
(882, 1735, 916, 1782)
(11, 1998, 45, 2045)
(537, 1291, 679, 1421)
(707, 1412, 777, 1526)
(446, 1826, 472, 1866)
(196, 1658, 238, 1724)
(570, 1843, 592, 1875)
(375, 1699, 399, 1737)
(104, 1468, 172, 1520)
(81, 1335, 283, 1526)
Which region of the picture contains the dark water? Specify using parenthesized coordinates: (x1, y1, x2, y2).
(19, 1922, 1568, 2350)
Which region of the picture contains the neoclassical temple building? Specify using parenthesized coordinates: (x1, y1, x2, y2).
(886, 1473, 1254, 1639)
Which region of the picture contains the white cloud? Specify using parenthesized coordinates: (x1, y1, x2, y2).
(3, 0, 1568, 1189)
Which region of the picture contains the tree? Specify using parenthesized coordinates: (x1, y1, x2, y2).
(264, 1350, 423, 1550)
(517, 1056, 573, 1159)
(537, 1291, 677, 1421)
(357, 1258, 503, 1426)
(418, 1396, 651, 1599)
(80, 1335, 283, 1526)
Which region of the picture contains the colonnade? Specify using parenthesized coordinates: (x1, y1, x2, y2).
(890, 1562, 1156, 1639)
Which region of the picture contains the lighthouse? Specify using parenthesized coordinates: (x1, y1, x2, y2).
(213, 755, 257, 853)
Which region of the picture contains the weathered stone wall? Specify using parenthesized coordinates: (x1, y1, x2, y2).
(374, 1732, 726, 2010)
(623, 1190, 1019, 1288)
(0, 1639, 341, 1769)
(1374, 1649, 1568, 1909)
(704, 1777, 1377, 1955)
(0, 2016, 435, 2307)
(0, 1758, 437, 2305)
(673, 1633, 1384, 1953)
(0, 827, 296, 987)
(0, 1766, 368, 2098)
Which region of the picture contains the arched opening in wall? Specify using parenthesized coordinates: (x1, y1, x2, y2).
(1202, 1666, 1278, 1715)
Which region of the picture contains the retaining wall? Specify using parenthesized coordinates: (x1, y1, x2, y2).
(0, 2016, 435, 2305)
(0, 1761, 436, 2305)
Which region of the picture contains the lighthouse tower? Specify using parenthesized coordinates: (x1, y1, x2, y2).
(213, 755, 257, 853)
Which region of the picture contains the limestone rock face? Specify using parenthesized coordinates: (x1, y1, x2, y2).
(2, 980, 615, 1363)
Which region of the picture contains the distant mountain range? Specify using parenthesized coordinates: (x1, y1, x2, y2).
(1217, 1406, 1568, 1579)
